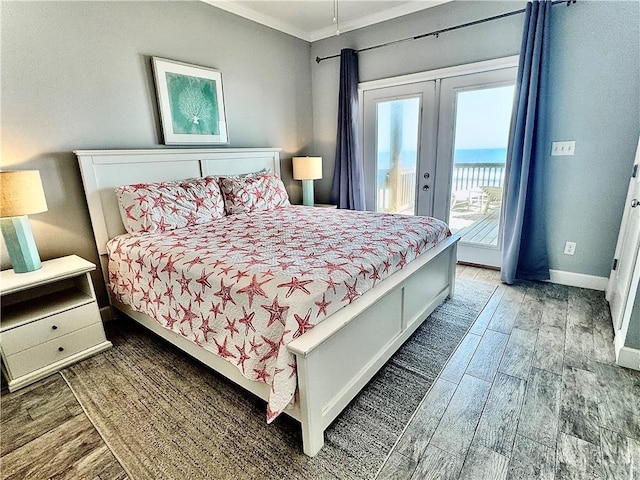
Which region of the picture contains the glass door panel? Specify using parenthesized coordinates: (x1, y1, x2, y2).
(449, 86, 514, 245)
(375, 97, 420, 215)
(363, 81, 437, 217)
(435, 68, 517, 267)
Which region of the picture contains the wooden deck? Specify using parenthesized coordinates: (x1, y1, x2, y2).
(451, 210, 500, 246)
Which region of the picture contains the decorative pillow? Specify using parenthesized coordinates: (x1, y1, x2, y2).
(115, 177, 225, 234)
(207, 168, 270, 180)
(218, 172, 290, 214)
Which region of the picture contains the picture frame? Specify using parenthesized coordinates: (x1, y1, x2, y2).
(152, 57, 229, 145)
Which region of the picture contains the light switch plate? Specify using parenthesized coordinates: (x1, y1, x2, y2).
(551, 141, 576, 156)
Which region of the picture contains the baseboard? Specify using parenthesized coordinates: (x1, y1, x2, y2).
(548, 269, 609, 291)
(100, 305, 116, 323)
(617, 346, 640, 371)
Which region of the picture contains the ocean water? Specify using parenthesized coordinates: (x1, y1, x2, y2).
(453, 148, 507, 164)
(377, 148, 507, 185)
(377, 148, 507, 169)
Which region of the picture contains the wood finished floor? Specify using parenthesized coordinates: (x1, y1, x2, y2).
(454, 210, 500, 246)
(1, 265, 638, 479)
(377, 265, 640, 480)
(0, 374, 128, 479)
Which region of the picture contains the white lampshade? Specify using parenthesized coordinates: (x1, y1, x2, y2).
(0, 170, 48, 217)
(293, 157, 323, 181)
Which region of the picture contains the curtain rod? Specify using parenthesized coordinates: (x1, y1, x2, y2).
(315, 0, 576, 64)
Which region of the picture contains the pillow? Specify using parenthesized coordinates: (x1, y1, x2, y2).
(218, 172, 290, 214)
(115, 176, 225, 234)
(207, 168, 270, 180)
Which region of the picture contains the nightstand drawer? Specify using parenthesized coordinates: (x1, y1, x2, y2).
(1, 302, 101, 356)
(4, 322, 107, 379)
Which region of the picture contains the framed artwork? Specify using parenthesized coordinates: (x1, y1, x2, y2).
(152, 57, 229, 145)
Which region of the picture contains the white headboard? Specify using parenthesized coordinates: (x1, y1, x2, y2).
(75, 148, 282, 255)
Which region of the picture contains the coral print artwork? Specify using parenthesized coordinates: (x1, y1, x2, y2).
(152, 57, 229, 145)
(165, 73, 219, 135)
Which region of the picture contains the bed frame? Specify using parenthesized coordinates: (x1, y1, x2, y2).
(75, 147, 459, 457)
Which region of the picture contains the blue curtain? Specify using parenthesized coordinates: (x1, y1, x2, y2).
(501, 1, 551, 284)
(330, 49, 366, 210)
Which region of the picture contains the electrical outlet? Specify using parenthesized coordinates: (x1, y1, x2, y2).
(564, 241, 577, 255)
(551, 141, 576, 156)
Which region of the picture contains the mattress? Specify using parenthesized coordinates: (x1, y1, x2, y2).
(106, 205, 451, 420)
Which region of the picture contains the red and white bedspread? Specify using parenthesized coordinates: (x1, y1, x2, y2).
(107, 206, 450, 420)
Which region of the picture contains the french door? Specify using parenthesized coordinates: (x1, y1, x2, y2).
(437, 69, 516, 267)
(361, 61, 517, 267)
(362, 82, 437, 216)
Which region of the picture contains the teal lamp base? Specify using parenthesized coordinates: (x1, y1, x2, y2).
(301, 180, 315, 207)
(1, 216, 42, 273)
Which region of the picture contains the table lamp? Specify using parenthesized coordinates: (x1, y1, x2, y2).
(0, 170, 48, 273)
(292, 156, 322, 206)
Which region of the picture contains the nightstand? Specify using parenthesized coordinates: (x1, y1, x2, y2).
(0, 255, 112, 392)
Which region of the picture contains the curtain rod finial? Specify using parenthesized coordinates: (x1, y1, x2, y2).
(316, 56, 322, 64)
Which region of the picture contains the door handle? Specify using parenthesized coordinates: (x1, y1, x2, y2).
(423, 185, 430, 191)
(632, 199, 639, 208)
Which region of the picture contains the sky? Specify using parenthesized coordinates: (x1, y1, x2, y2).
(453, 85, 515, 150)
(376, 84, 515, 153)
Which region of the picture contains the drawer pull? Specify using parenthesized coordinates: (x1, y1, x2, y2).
(58, 347, 64, 352)
(52, 325, 58, 330)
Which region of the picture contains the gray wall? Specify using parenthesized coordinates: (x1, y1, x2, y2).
(2, 0, 639, 305)
(310, 0, 640, 279)
(543, 1, 639, 277)
(1, 1, 313, 304)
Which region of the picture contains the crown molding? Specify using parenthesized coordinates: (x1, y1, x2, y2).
(202, 0, 451, 43)
(308, 0, 450, 42)
(203, 0, 312, 41)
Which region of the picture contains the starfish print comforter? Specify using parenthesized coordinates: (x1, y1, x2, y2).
(107, 205, 451, 420)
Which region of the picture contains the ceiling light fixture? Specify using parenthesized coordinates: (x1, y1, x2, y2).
(333, 0, 340, 35)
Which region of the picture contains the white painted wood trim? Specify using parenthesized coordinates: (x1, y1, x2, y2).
(307, 1, 451, 42)
(202, 0, 451, 42)
(202, 0, 311, 41)
(548, 269, 609, 291)
(358, 55, 520, 91)
(76, 148, 282, 255)
(606, 138, 640, 358)
(616, 346, 640, 371)
(74, 147, 282, 157)
(292, 237, 457, 455)
(288, 235, 457, 355)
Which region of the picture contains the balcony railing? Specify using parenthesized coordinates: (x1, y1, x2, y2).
(377, 167, 416, 214)
(452, 162, 506, 192)
(377, 162, 506, 214)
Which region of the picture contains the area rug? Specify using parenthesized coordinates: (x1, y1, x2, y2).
(62, 277, 496, 480)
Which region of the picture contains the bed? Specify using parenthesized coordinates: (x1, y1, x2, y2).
(76, 147, 459, 456)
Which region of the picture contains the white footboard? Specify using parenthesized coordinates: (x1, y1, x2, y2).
(287, 235, 458, 456)
(112, 235, 457, 457)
